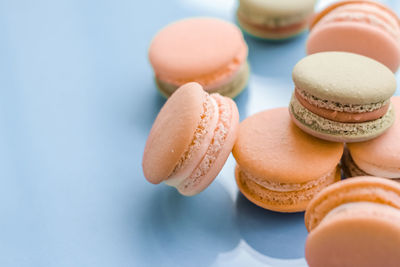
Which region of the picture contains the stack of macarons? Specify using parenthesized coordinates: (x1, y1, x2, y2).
(142, 1, 400, 265)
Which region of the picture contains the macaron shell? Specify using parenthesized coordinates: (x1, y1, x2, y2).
(236, 165, 341, 212)
(149, 18, 247, 89)
(233, 107, 344, 184)
(348, 96, 400, 176)
(142, 83, 206, 184)
(180, 97, 239, 196)
(306, 202, 400, 267)
(292, 52, 396, 104)
(239, 0, 316, 18)
(307, 22, 400, 72)
(305, 177, 400, 232)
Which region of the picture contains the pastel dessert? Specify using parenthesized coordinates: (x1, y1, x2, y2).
(343, 96, 400, 180)
(232, 107, 343, 212)
(307, 0, 400, 72)
(305, 177, 400, 267)
(237, 0, 316, 40)
(148, 18, 249, 98)
(142, 82, 239, 196)
(289, 52, 396, 143)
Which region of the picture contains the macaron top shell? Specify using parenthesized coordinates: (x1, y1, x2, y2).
(348, 96, 400, 169)
(305, 176, 400, 231)
(149, 18, 247, 86)
(239, 0, 316, 17)
(142, 83, 206, 184)
(292, 52, 396, 104)
(232, 108, 343, 184)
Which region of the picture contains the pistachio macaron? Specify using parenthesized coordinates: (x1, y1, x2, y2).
(232, 107, 343, 212)
(237, 0, 316, 40)
(305, 177, 400, 267)
(289, 52, 396, 143)
(343, 96, 400, 180)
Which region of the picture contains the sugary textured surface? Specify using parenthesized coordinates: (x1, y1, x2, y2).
(293, 52, 396, 104)
(305, 177, 400, 232)
(306, 201, 400, 267)
(348, 96, 400, 178)
(177, 94, 233, 195)
(143, 83, 207, 183)
(156, 62, 250, 98)
(307, 1, 400, 72)
(233, 107, 344, 184)
(149, 18, 248, 91)
(290, 95, 395, 142)
(236, 165, 340, 212)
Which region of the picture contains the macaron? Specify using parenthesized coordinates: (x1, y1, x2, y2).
(232, 107, 343, 212)
(307, 0, 400, 72)
(343, 96, 400, 179)
(142, 82, 239, 196)
(236, 0, 316, 40)
(289, 51, 396, 143)
(148, 18, 249, 98)
(305, 177, 400, 267)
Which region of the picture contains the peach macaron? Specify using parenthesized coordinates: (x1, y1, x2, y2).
(149, 18, 249, 98)
(142, 82, 239, 196)
(343, 96, 400, 180)
(232, 107, 343, 212)
(307, 0, 400, 72)
(305, 177, 400, 267)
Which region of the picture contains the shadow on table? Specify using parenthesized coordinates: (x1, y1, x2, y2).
(235, 192, 308, 259)
(135, 182, 240, 267)
(234, 85, 249, 121)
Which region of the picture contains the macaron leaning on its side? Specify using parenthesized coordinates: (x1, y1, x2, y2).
(237, 0, 316, 40)
(343, 96, 400, 180)
(233, 107, 343, 212)
(142, 82, 239, 196)
(307, 0, 400, 72)
(149, 18, 249, 98)
(290, 52, 396, 143)
(305, 177, 400, 267)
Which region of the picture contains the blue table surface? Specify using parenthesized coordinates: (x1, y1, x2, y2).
(1, 0, 399, 266)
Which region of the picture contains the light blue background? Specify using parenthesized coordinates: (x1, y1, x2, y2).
(1, 0, 399, 266)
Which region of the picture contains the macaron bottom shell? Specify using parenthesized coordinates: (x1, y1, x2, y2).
(289, 95, 396, 143)
(155, 62, 250, 99)
(235, 165, 341, 213)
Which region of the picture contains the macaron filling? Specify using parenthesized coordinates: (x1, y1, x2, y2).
(290, 94, 395, 137)
(156, 62, 249, 97)
(315, 3, 400, 40)
(294, 87, 390, 123)
(172, 94, 233, 193)
(237, 165, 339, 205)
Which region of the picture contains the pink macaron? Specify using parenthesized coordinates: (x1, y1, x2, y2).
(307, 0, 400, 72)
(142, 82, 239, 196)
